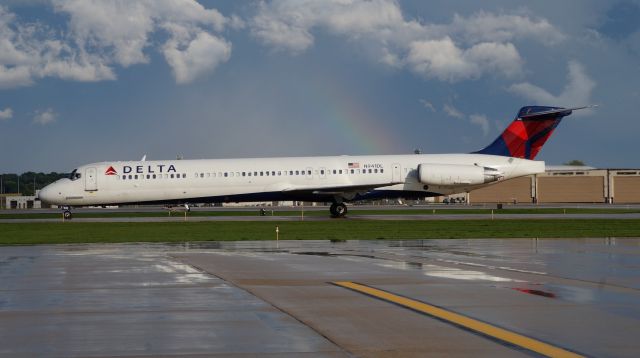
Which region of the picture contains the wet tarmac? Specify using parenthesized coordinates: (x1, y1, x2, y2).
(1, 239, 639, 357)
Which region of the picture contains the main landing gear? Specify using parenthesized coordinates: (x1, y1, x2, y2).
(329, 203, 348, 218)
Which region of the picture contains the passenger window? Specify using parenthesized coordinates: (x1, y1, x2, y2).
(248, 172, 252, 176)
(380, 169, 384, 173)
(271, 171, 275, 176)
(224, 172, 228, 177)
(145, 174, 149, 179)
(320, 170, 324, 175)
(152, 174, 156, 179)
(266, 171, 269, 176)
(295, 170, 299, 175)
(182, 173, 186, 178)
(333, 170, 336, 174)
(242, 172, 246, 177)
(278, 171, 281, 176)
(339, 170, 342, 174)
(307, 170, 311, 175)
(374, 169, 378, 173)
(260, 171, 264, 176)
(368, 169, 372, 173)
(123, 176, 126, 180)
(134, 175, 138, 179)
(170, 174, 174, 179)
(350, 169, 354, 174)
(289, 171, 293, 175)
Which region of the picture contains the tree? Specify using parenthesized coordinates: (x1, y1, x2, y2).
(563, 160, 586, 166)
(0, 172, 68, 196)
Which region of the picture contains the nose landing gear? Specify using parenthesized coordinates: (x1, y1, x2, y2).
(329, 203, 348, 218)
(61, 206, 73, 220)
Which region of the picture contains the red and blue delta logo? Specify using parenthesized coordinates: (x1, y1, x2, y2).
(105, 166, 118, 175)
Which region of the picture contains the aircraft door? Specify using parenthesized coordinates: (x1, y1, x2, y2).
(392, 163, 402, 183)
(85, 167, 98, 191)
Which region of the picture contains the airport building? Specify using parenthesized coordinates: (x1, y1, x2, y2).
(468, 167, 640, 204)
(0, 193, 42, 209)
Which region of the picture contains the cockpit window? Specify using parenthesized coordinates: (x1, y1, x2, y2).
(69, 169, 82, 181)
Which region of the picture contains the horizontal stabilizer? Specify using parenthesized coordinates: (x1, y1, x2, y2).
(519, 105, 596, 119)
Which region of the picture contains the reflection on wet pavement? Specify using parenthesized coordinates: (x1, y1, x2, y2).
(1, 238, 638, 357)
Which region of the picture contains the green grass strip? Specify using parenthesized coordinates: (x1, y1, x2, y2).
(1, 207, 640, 220)
(1, 219, 639, 245)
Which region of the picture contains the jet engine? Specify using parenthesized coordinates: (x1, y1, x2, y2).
(418, 163, 503, 186)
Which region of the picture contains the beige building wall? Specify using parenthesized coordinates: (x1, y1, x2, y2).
(537, 176, 605, 203)
(613, 176, 640, 203)
(469, 176, 533, 203)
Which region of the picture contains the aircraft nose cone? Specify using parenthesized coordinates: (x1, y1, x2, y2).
(38, 184, 58, 204)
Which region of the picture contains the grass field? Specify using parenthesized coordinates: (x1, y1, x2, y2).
(1, 207, 640, 220)
(1, 219, 639, 245)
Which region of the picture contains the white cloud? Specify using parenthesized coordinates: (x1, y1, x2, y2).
(250, 1, 562, 81)
(407, 38, 475, 81)
(509, 60, 596, 111)
(0, 107, 12, 120)
(441, 103, 491, 135)
(33, 108, 56, 125)
(0, 1, 234, 88)
(407, 39, 523, 81)
(443, 103, 464, 119)
(419, 99, 435, 112)
(0, 6, 116, 87)
(162, 31, 231, 84)
(469, 114, 490, 136)
(448, 11, 566, 45)
(251, 0, 413, 53)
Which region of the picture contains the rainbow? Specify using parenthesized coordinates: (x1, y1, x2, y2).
(311, 75, 400, 155)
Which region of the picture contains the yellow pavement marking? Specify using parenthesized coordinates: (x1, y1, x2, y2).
(333, 281, 583, 358)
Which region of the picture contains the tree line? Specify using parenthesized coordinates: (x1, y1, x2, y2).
(0, 172, 69, 196)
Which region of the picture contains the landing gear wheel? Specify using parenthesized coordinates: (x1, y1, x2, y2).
(63, 210, 73, 220)
(330, 203, 348, 218)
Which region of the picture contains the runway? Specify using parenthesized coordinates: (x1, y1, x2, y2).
(3, 204, 640, 223)
(1, 239, 639, 357)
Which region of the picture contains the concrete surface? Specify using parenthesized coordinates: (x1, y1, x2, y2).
(2, 238, 639, 357)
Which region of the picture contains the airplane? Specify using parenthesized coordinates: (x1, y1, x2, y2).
(39, 105, 590, 219)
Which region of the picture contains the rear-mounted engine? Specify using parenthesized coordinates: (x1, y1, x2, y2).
(418, 163, 503, 186)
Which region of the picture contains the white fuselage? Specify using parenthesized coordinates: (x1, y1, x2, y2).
(38, 153, 544, 206)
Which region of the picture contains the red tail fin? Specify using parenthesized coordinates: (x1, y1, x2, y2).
(475, 106, 578, 160)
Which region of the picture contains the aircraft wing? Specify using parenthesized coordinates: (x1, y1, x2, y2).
(281, 181, 403, 200)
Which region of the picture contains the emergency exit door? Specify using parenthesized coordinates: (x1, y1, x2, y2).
(392, 163, 402, 183)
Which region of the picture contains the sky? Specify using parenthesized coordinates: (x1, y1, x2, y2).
(1, 0, 639, 173)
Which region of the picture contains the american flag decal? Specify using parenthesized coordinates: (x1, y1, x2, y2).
(348, 162, 359, 169)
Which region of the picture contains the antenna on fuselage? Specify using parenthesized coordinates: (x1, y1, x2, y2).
(141, 155, 147, 161)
